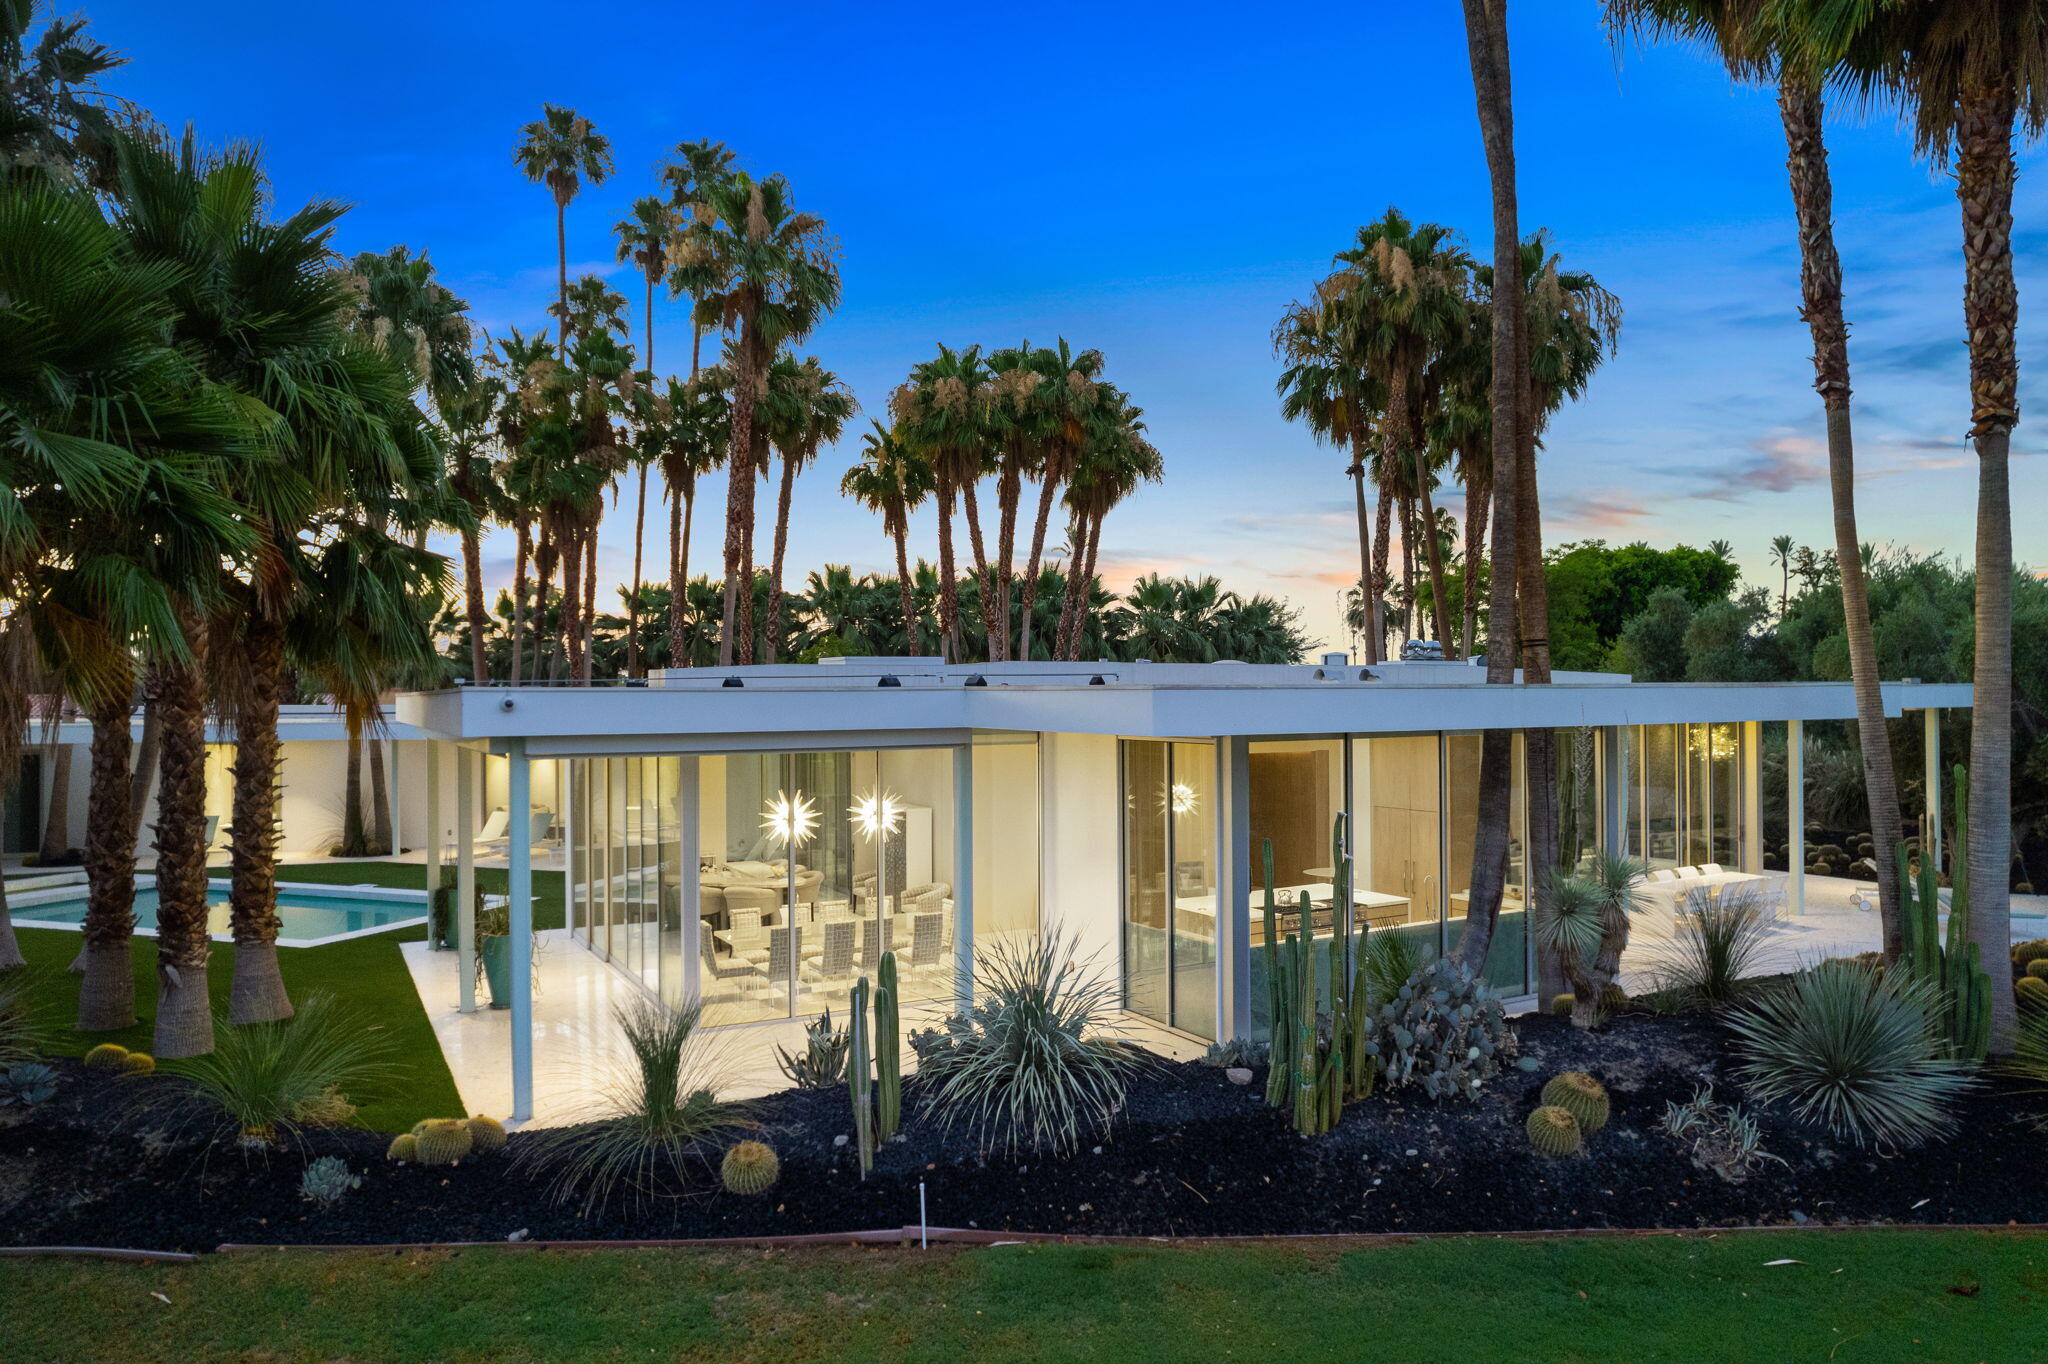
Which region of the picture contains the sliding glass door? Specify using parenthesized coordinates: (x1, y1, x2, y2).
(1120, 740, 1216, 1038)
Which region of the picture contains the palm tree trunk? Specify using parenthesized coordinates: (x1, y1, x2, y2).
(670, 482, 694, 669)
(510, 516, 531, 685)
(0, 875, 18, 972)
(462, 527, 490, 683)
(959, 480, 1001, 660)
(368, 731, 391, 857)
(893, 523, 922, 655)
(152, 604, 213, 1059)
(1461, 473, 1491, 659)
(1451, 0, 1524, 976)
(38, 727, 71, 863)
(1054, 513, 1085, 662)
(935, 483, 962, 664)
(562, 522, 585, 680)
(1779, 71, 1905, 960)
(128, 687, 159, 839)
(1371, 485, 1395, 660)
(1019, 471, 1062, 660)
(627, 466, 649, 677)
(227, 611, 291, 1023)
(764, 449, 800, 664)
(992, 461, 1022, 662)
(1348, 452, 1379, 665)
(339, 717, 367, 857)
(77, 692, 138, 1030)
(1063, 513, 1106, 661)
(555, 200, 569, 349)
(580, 525, 596, 681)
(1957, 77, 2019, 1054)
(1413, 446, 1454, 654)
(719, 331, 758, 668)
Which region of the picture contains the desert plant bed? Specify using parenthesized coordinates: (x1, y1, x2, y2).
(7, 1008, 2048, 1253)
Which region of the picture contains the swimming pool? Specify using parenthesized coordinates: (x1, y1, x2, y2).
(9, 877, 429, 947)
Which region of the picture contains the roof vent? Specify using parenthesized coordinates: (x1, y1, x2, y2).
(1088, 675, 1106, 686)
(877, 675, 901, 688)
(1321, 651, 1349, 668)
(964, 674, 988, 687)
(1358, 668, 1379, 682)
(720, 676, 744, 689)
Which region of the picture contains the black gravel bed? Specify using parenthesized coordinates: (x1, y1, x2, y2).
(6, 1011, 2047, 1253)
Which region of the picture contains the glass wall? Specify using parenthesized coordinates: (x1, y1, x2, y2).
(1444, 734, 1529, 995)
(1623, 723, 1750, 873)
(568, 756, 680, 998)
(1121, 740, 1217, 1038)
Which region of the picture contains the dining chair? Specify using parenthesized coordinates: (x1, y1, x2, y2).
(909, 912, 945, 969)
(807, 918, 856, 981)
(858, 917, 894, 972)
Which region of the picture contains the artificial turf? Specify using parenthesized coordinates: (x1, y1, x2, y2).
(0, 1230, 2038, 1362)
(4, 862, 564, 1131)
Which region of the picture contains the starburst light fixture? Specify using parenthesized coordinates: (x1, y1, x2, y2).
(850, 789, 904, 841)
(1169, 781, 1199, 817)
(761, 790, 818, 847)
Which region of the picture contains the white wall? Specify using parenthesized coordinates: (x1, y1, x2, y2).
(1039, 732, 1122, 970)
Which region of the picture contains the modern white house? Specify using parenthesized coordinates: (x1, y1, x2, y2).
(394, 656, 1972, 1122)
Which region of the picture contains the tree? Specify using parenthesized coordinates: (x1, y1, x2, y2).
(0, 1, 139, 188)
(1013, 343, 1105, 661)
(1770, 533, 1796, 617)
(684, 171, 840, 665)
(650, 368, 728, 669)
(512, 105, 612, 350)
(440, 365, 507, 682)
(615, 195, 679, 676)
(762, 355, 856, 662)
(1056, 392, 1162, 660)
(892, 344, 993, 662)
(842, 422, 934, 654)
(659, 138, 738, 379)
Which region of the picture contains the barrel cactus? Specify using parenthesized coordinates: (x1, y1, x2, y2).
(2014, 940, 2048, 971)
(1549, 993, 1576, 1017)
(2018, 977, 2048, 1010)
(386, 1132, 419, 1162)
(721, 1140, 780, 1195)
(2027, 960, 2048, 982)
(119, 1051, 156, 1075)
(83, 1043, 129, 1070)
(467, 1114, 508, 1153)
(1541, 1071, 1611, 1134)
(1527, 1104, 1583, 1156)
(412, 1118, 474, 1165)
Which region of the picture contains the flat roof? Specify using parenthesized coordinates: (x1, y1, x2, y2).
(393, 659, 1974, 756)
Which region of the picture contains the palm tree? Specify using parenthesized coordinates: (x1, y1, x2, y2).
(659, 138, 739, 378)
(0, 2, 138, 189)
(1607, 0, 1907, 965)
(441, 365, 507, 682)
(615, 195, 679, 677)
(891, 344, 992, 661)
(842, 421, 934, 654)
(762, 355, 856, 662)
(651, 368, 729, 669)
(1056, 392, 1161, 660)
(490, 326, 554, 683)
(684, 171, 841, 666)
(1769, 533, 1796, 616)
(512, 105, 612, 349)
(1015, 343, 1105, 661)
(1450, 0, 1531, 975)
(549, 272, 629, 343)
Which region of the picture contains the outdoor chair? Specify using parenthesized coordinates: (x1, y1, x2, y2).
(1648, 868, 1676, 884)
(1676, 866, 1702, 880)
(1702, 863, 1726, 876)
(858, 916, 894, 971)
(908, 911, 945, 969)
(805, 917, 857, 981)
(1677, 883, 1713, 922)
(729, 906, 767, 959)
(699, 921, 759, 987)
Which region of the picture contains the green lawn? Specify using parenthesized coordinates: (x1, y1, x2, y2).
(0, 1230, 2038, 1362)
(5, 862, 564, 1130)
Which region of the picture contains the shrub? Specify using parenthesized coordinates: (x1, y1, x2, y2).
(1199, 1036, 1269, 1069)
(299, 1155, 361, 1208)
(911, 931, 1152, 1156)
(467, 1114, 508, 1153)
(1526, 1105, 1582, 1156)
(1727, 961, 1974, 1150)
(518, 999, 752, 1212)
(1362, 931, 1424, 1006)
(83, 1043, 130, 1070)
(720, 1140, 780, 1194)
(1645, 896, 1775, 1009)
(385, 1132, 418, 1162)
(1541, 1072, 1610, 1133)
(0, 1062, 58, 1106)
(288, 1085, 355, 1127)
(148, 993, 394, 1147)
(774, 1008, 849, 1090)
(1375, 957, 1515, 1101)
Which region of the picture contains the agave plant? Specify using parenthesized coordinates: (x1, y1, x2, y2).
(1727, 961, 1974, 1151)
(520, 999, 752, 1211)
(911, 930, 1152, 1156)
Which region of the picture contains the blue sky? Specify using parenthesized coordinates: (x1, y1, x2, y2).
(92, 0, 2045, 649)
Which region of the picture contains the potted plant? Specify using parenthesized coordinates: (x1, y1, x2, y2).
(475, 901, 512, 1010)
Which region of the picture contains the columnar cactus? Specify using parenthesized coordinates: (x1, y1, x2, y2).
(1260, 819, 1376, 1136)
(1897, 765, 1994, 1064)
(1526, 1104, 1583, 1156)
(721, 1140, 781, 1195)
(875, 953, 902, 1142)
(1541, 1071, 1610, 1134)
(848, 976, 875, 1175)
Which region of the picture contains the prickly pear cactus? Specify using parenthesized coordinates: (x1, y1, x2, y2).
(1374, 958, 1515, 1101)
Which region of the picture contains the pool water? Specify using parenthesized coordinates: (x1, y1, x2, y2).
(16, 884, 424, 945)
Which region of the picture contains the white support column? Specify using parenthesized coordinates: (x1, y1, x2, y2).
(952, 745, 974, 1008)
(423, 740, 442, 947)
(1924, 708, 1943, 877)
(387, 737, 402, 857)
(678, 756, 701, 1009)
(1216, 737, 1250, 1041)
(1600, 727, 1625, 857)
(1788, 720, 1806, 916)
(507, 738, 534, 1123)
(1740, 721, 1763, 874)
(456, 746, 477, 1013)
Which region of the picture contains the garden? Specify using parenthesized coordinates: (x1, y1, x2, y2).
(5, 837, 2048, 1256)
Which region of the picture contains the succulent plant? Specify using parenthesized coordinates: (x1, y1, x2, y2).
(412, 1117, 474, 1165)
(299, 1155, 361, 1208)
(118, 1052, 155, 1075)
(1549, 993, 1576, 1017)
(720, 1139, 780, 1195)
(1527, 1104, 1583, 1156)
(1375, 957, 1515, 1102)
(0, 1062, 58, 1106)
(82, 1043, 129, 1070)
(1541, 1071, 1610, 1134)
(467, 1114, 508, 1153)
(386, 1132, 419, 1162)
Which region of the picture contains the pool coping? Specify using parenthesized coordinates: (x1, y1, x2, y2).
(9, 877, 431, 948)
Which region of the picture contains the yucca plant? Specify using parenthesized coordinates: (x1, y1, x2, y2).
(1647, 895, 1775, 1010)
(0, 977, 45, 1069)
(912, 931, 1152, 1156)
(1362, 929, 1425, 1009)
(153, 994, 394, 1147)
(1727, 961, 1974, 1151)
(520, 999, 752, 1211)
